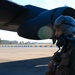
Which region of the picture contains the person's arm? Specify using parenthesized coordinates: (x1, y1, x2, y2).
(69, 50, 75, 75)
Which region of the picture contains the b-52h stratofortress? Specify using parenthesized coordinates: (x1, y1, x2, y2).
(0, 0, 75, 40)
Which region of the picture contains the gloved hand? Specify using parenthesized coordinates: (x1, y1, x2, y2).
(48, 60, 55, 69)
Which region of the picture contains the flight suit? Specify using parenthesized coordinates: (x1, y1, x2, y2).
(61, 37, 75, 75)
(69, 40, 75, 75)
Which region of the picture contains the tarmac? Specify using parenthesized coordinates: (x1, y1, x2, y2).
(0, 57, 51, 75)
(0, 49, 57, 75)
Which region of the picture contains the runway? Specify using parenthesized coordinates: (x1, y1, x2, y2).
(0, 47, 57, 75)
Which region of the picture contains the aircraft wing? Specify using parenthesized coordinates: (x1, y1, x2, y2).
(0, 0, 47, 31)
(0, 0, 75, 40)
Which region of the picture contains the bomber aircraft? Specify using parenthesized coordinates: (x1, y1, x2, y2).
(0, 0, 75, 41)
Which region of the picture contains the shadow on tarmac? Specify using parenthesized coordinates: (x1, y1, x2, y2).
(0, 57, 52, 75)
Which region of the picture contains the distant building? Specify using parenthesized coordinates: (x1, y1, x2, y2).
(1, 40, 18, 44)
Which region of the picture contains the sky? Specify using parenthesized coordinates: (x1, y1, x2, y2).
(0, 0, 75, 43)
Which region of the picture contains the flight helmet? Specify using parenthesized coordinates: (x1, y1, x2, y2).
(54, 15, 75, 35)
